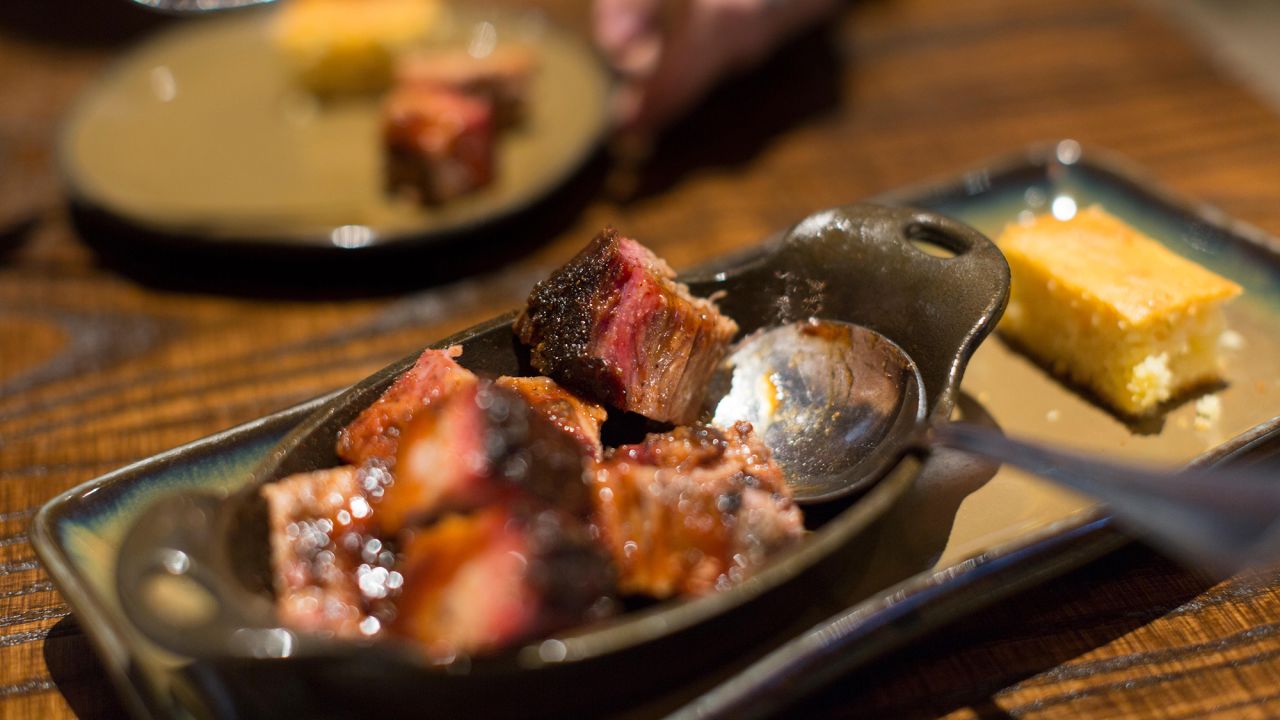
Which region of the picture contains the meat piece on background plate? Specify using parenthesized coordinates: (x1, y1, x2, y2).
(376, 379, 599, 536)
(591, 422, 804, 598)
(382, 85, 495, 204)
(394, 45, 538, 128)
(262, 465, 388, 638)
(391, 504, 615, 659)
(514, 228, 739, 424)
(336, 346, 476, 469)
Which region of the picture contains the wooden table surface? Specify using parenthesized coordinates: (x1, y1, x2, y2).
(3, 0, 1280, 717)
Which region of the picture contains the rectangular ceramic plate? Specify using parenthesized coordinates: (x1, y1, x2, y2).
(32, 142, 1280, 719)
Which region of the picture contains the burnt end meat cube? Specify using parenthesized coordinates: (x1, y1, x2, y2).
(495, 375, 607, 460)
(263, 466, 382, 638)
(390, 504, 615, 658)
(514, 228, 739, 424)
(590, 422, 804, 598)
(336, 346, 477, 469)
(394, 46, 537, 128)
(382, 85, 495, 204)
(377, 380, 596, 535)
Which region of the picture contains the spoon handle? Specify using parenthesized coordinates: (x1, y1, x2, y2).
(932, 422, 1280, 574)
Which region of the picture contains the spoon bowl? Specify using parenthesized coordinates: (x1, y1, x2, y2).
(711, 320, 925, 503)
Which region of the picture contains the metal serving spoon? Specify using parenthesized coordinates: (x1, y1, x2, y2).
(713, 318, 1280, 574)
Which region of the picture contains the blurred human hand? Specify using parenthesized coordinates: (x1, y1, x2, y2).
(593, 0, 837, 134)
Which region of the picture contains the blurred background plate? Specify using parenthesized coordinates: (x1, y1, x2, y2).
(58, 3, 610, 262)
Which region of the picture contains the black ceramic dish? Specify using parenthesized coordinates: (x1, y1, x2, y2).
(113, 204, 1009, 718)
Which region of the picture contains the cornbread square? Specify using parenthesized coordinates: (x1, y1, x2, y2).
(274, 0, 440, 96)
(996, 205, 1242, 417)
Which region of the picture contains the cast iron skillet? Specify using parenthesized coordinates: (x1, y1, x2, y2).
(115, 204, 1009, 718)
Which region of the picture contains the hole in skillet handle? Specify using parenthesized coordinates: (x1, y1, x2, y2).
(905, 221, 960, 258)
(900, 212, 989, 260)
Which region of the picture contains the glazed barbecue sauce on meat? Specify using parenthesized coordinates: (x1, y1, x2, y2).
(393, 504, 614, 657)
(379, 380, 598, 534)
(266, 348, 479, 640)
(494, 375, 608, 460)
(591, 423, 804, 597)
(379, 378, 615, 656)
(336, 346, 476, 469)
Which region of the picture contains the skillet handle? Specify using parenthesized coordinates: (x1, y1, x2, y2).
(683, 203, 1010, 421)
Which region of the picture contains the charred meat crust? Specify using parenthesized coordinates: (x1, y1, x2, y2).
(514, 228, 629, 407)
(513, 227, 739, 424)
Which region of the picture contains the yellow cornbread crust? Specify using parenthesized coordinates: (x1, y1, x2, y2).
(996, 205, 1242, 417)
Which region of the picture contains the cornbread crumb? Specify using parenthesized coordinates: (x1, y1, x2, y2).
(1045, 409, 1061, 422)
(997, 206, 1242, 417)
(1127, 353, 1173, 409)
(274, 0, 440, 95)
(1194, 394, 1222, 431)
(1219, 329, 1245, 351)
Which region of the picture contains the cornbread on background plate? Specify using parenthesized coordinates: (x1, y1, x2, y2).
(274, 0, 441, 96)
(996, 205, 1242, 418)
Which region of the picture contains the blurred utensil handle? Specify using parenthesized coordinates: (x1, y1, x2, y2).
(932, 422, 1280, 576)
